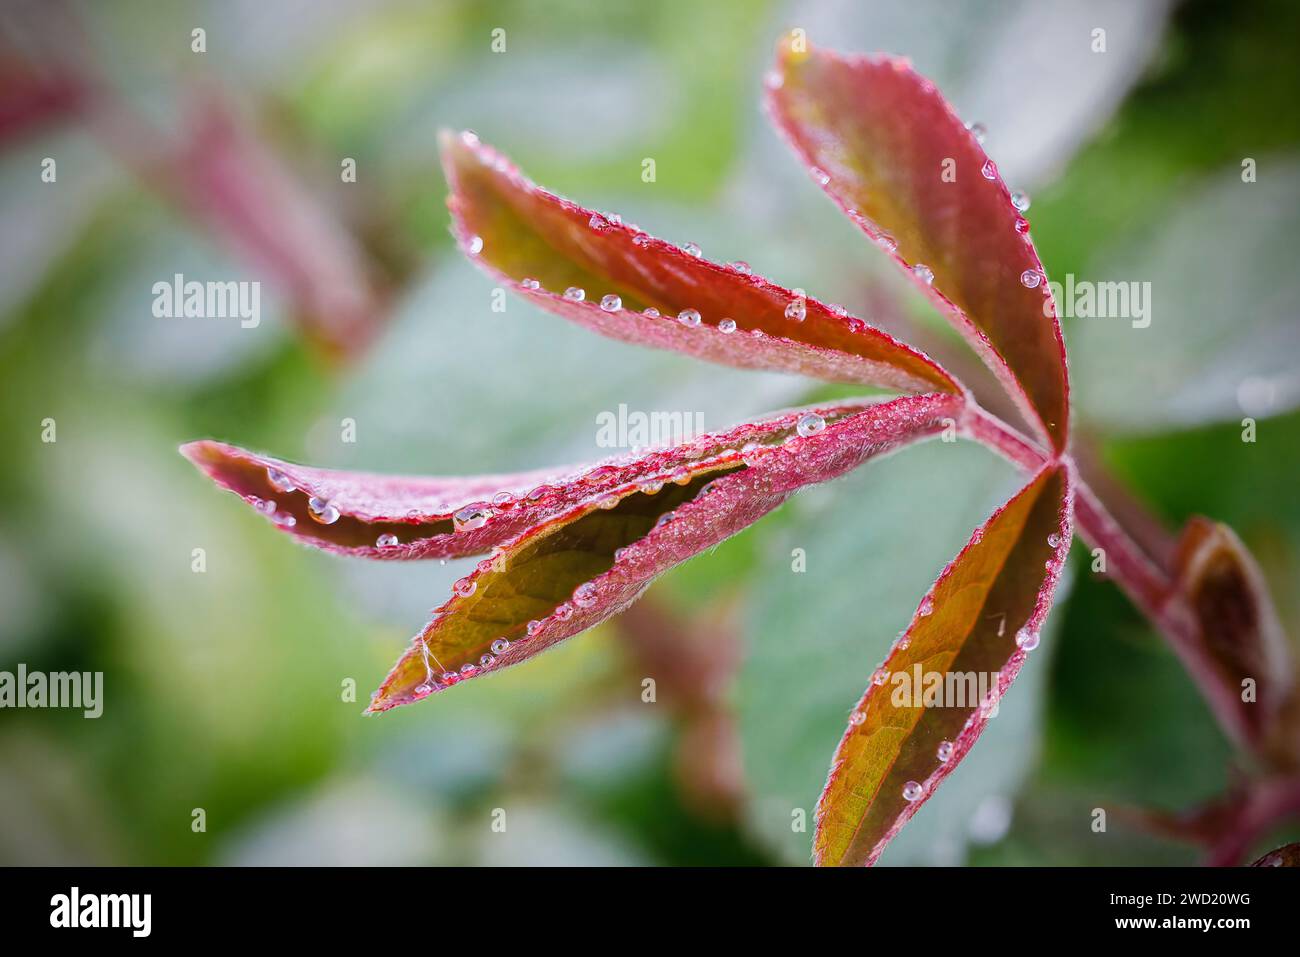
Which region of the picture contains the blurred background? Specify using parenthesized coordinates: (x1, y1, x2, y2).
(1, 0, 1298, 865)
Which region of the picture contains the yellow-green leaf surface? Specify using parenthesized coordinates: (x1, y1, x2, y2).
(815, 463, 1072, 866)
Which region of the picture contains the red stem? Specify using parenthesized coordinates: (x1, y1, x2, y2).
(1205, 775, 1300, 866)
(960, 405, 1254, 752)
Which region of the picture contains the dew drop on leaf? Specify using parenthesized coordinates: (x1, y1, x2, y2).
(307, 496, 339, 525)
(1015, 628, 1040, 651)
(796, 412, 826, 437)
(266, 467, 295, 493)
(453, 505, 493, 531)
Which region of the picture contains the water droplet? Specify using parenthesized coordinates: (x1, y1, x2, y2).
(1011, 190, 1031, 212)
(453, 577, 477, 597)
(376, 533, 399, 548)
(552, 603, 574, 621)
(272, 512, 296, 528)
(521, 277, 541, 290)
(266, 467, 295, 493)
(526, 620, 542, 636)
(440, 671, 458, 684)
(573, 582, 598, 607)
(796, 412, 826, 438)
(1015, 628, 1040, 651)
(810, 166, 830, 186)
(937, 741, 954, 763)
(895, 632, 911, 651)
(307, 496, 340, 525)
(588, 213, 609, 230)
(1047, 533, 1062, 549)
(784, 298, 807, 321)
(683, 242, 702, 257)
(633, 233, 650, 247)
(912, 263, 934, 285)
(718, 317, 737, 333)
(902, 781, 925, 802)
(643, 307, 660, 319)
(1020, 269, 1042, 288)
(415, 682, 434, 695)
(967, 121, 987, 144)
(849, 711, 866, 726)
(491, 638, 510, 655)
(614, 546, 630, 562)
(460, 663, 477, 675)
(597, 494, 620, 509)
(765, 70, 784, 90)
(677, 308, 701, 327)
(453, 504, 493, 531)
(981, 160, 997, 180)
(460, 130, 480, 147)
(255, 497, 277, 515)
(1014, 217, 1031, 236)
(655, 511, 676, 528)
(727, 261, 751, 274)
(872, 668, 889, 686)
(877, 234, 898, 252)
(918, 598, 934, 617)
(607, 212, 622, 226)
(467, 235, 484, 255)
(563, 286, 585, 301)
(600, 294, 622, 312)
(829, 303, 848, 317)
(527, 485, 553, 501)
(492, 491, 514, 506)
(479, 654, 494, 667)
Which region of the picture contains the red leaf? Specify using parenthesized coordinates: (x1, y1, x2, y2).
(814, 462, 1073, 866)
(1170, 517, 1296, 765)
(366, 392, 963, 713)
(181, 396, 950, 559)
(442, 131, 960, 395)
(0, 56, 86, 145)
(766, 37, 1070, 453)
(1252, 842, 1300, 867)
(169, 93, 386, 359)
